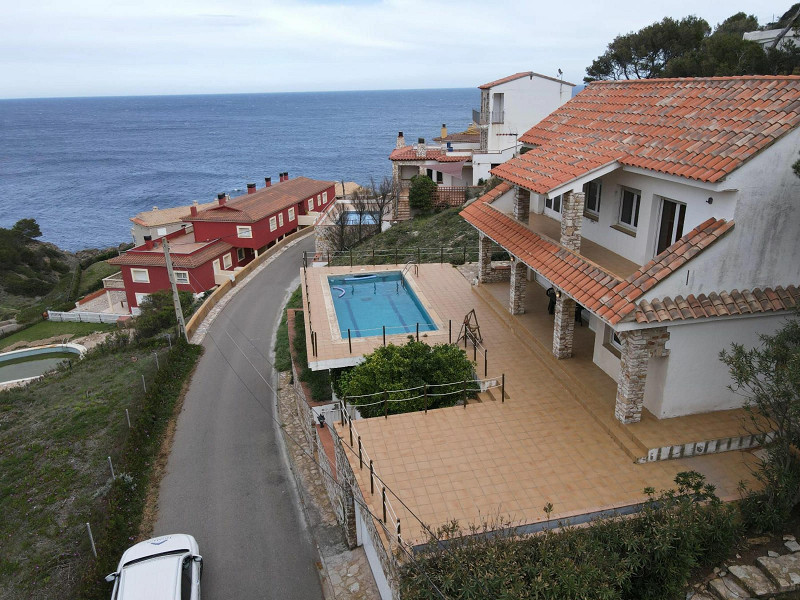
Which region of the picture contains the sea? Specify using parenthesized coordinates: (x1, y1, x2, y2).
(0, 89, 475, 251)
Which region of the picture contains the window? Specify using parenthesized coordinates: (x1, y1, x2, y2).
(134, 292, 150, 306)
(223, 253, 232, 269)
(308, 198, 314, 211)
(545, 194, 562, 213)
(269, 216, 277, 231)
(174, 271, 189, 284)
(131, 268, 149, 283)
(156, 227, 167, 237)
(288, 207, 295, 221)
(237, 225, 252, 238)
(322, 191, 328, 203)
(618, 187, 641, 230)
(436, 171, 443, 183)
(278, 213, 284, 227)
(583, 179, 602, 216)
(237, 248, 245, 261)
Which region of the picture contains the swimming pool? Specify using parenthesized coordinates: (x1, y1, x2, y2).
(328, 271, 436, 338)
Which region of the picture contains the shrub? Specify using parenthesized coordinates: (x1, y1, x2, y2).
(292, 311, 331, 402)
(274, 286, 303, 372)
(338, 340, 477, 417)
(133, 290, 195, 340)
(408, 175, 437, 213)
(401, 472, 740, 600)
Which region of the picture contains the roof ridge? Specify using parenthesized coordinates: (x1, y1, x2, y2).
(589, 75, 800, 84)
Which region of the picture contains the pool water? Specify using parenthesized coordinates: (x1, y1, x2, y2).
(328, 271, 436, 338)
(0, 352, 75, 384)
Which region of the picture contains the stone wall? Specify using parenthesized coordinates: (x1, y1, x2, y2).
(615, 327, 670, 424)
(560, 191, 584, 252)
(478, 234, 511, 283)
(333, 432, 359, 548)
(552, 296, 576, 359)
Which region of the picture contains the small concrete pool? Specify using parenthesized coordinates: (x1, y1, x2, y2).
(0, 344, 86, 386)
(328, 271, 436, 338)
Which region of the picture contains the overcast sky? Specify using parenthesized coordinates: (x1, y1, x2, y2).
(0, 0, 779, 99)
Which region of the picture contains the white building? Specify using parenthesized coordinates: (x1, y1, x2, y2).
(389, 71, 574, 219)
(462, 75, 800, 424)
(743, 27, 800, 50)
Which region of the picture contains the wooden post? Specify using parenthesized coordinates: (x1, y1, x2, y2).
(501, 373, 505, 403)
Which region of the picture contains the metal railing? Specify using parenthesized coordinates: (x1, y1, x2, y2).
(304, 246, 479, 268)
(102, 272, 124, 289)
(472, 108, 482, 125)
(47, 310, 123, 324)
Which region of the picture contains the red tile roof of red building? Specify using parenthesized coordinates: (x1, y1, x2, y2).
(108, 239, 233, 269)
(493, 76, 800, 194)
(636, 286, 799, 323)
(186, 177, 334, 223)
(389, 146, 472, 162)
(461, 184, 735, 324)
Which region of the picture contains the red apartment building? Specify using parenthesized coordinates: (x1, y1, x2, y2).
(109, 173, 335, 313)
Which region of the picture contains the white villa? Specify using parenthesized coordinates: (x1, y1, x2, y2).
(462, 75, 800, 423)
(390, 71, 575, 219)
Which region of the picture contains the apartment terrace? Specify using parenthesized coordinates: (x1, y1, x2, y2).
(313, 263, 757, 548)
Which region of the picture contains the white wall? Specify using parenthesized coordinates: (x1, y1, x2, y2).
(646, 314, 791, 418)
(592, 322, 621, 382)
(486, 76, 572, 153)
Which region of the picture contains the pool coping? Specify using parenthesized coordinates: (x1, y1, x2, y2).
(0, 343, 87, 388)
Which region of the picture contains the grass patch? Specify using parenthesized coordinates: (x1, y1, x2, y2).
(274, 286, 303, 372)
(292, 311, 331, 402)
(0, 321, 116, 350)
(78, 261, 119, 296)
(0, 340, 180, 599)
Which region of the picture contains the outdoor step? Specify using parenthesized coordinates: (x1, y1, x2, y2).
(727, 564, 778, 597)
(756, 554, 800, 592)
(485, 386, 508, 402)
(708, 577, 752, 599)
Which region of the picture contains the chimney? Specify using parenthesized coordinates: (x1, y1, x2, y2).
(416, 137, 426, 158)
(265, 177, 272, 187)
(217, 192, 227, 206)
(278, 173, 284, 183)
(284, 171, 289, 181)
(396, 131, 405, 148)
(247, 183, 257, 194)
(143, 235, 153, 250)
(441, 124, 447, 139)
(190, 204, 198, 217)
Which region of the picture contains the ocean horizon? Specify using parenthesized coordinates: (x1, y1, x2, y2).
(0, 88, 475, 251)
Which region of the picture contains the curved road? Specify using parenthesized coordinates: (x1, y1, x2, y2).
(155, 236, 324, 599)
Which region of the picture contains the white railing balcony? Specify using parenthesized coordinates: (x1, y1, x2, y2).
(102, 272, 125, 289)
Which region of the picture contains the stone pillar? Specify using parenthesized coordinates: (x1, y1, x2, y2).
(552, 295, 576, 359)
(479, 89, 489, 151)
(513, 186, 530, 223)
(560, 191, 585, 253)
(614, 327, 670, 424)
(478, 233, 493, 283)
(509, 259, 527, 315)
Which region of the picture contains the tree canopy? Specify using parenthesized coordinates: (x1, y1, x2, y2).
(585, 9, 800, 82)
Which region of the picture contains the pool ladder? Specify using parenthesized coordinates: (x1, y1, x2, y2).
(401, 259, 419, 279)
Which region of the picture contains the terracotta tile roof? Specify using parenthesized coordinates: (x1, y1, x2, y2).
(495, 76, 800, 194)
(461, 185, 735, 325)
(478, 71, 576, 89)
(636, 286, 799, 323)
(131, 201, 218, 227)
(108, 239, 233, 269)
(187, 177, 335, 223)
(389, 146, 472, 163)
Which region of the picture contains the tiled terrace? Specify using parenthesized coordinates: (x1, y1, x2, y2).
(316, 263, 756, 547)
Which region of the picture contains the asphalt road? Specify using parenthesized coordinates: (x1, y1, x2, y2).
(155, 236, 324, 599)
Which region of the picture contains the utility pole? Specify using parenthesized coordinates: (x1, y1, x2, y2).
(162, 237, 188, 342)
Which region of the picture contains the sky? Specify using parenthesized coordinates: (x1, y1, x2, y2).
(0, 0, 780, 99)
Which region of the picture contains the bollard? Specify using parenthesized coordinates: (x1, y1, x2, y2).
(108, 456, 115, 480)
(86, 522, 98, 558)
(125, 409, 131, 429)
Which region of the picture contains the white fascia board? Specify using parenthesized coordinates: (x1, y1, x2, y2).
(612, 309, 793, 332)
(620, 166, 738, 193)
(546, 162, 621, 198)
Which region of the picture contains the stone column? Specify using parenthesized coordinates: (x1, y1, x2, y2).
(614, 327, 670, 424)
(560, 191, 585, 253)
(509, 259, 527, 314)
(478, 233, 493, 284)
(552, 295, 576, 359)
(513, 186, 530, 223)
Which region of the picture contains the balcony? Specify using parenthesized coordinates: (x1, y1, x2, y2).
(472, 108, 483, 125)
(491, 110, 504, 124)
(102, 272, 125, 290)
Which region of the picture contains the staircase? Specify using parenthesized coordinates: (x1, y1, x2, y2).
(395, 192, 411, 221)
(692, 537, 800, 599)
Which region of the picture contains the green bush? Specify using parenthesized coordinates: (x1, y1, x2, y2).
(292, 311, 331, 402)
(133, 290, 195, 340)
(339, 340, 477, 418)
(274, 286, 303, 372)
(408, 175, 437, 213)
(401, 471, 740, 600)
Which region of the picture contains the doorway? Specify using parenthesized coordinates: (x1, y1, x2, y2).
(656, 198, 686, 255)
